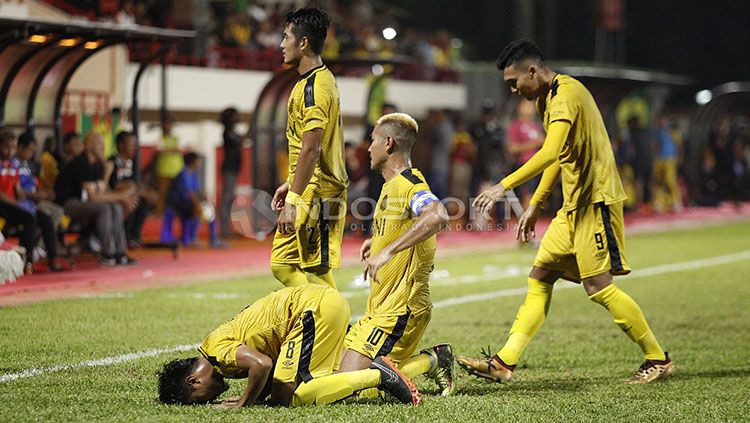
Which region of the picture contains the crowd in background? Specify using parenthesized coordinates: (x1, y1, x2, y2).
(0, 111, 238, 275)
(343, 102, 750, 235)
(58, 0, 462, 76)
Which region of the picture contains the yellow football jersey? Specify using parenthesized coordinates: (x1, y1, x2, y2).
(368, 168, 437, 316)
(536, 74, 627, 211)
(286, 65, 348, 198)
(197, 285, 329, 378)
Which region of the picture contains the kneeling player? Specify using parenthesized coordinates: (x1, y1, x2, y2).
(158, 285, 420, 406)
(339, 113, 456, 396)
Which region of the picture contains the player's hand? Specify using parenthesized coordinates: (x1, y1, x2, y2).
(473, 183, 507, 215)
(272, 182, 290, 211)
(212, 398, 240, 409)
(516, 204, 541, 242)
(359, 238, 372, 261)
(364, 248, 394, 283)
(277, 201, 297, 235)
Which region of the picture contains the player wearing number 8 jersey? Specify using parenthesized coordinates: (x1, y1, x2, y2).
(158, 285, 422, 407)
(459, 40, 673, 385)
(339, 112, 457, 397)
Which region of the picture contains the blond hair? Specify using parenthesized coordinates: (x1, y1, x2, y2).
(375, 112, 418, 150)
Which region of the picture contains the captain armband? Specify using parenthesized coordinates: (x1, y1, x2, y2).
(409, 190, 439, 216)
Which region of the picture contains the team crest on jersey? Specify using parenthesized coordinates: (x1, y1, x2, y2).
(380, 195, 388, 210)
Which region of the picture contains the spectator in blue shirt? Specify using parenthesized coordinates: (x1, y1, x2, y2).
(166, 152, 226, 248)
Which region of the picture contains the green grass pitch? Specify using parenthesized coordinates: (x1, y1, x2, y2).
(1, 221, 749, 421)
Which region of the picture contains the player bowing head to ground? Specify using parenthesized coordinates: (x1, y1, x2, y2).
(338, 112, 457, 397)
(271, 6, 349, 290)
(459, 39, 673, 385)
(158, 285, 421, 407)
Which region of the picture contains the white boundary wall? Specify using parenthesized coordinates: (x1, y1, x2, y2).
(120, 64, 466, 199)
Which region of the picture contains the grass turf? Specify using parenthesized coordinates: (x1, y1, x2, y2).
(1, 221, 749, 421)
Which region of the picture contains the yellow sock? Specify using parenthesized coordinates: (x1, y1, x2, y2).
(497, 277, 554, 366)
(589, 284, 666, 361)
(291, 369, 380, 406)
(399, 353, 434, 378)
(271, 263, 308, 287)
(306, 269, 337, 289)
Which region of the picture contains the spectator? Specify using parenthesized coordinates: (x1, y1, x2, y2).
(507, 99, 544, 208)
(627, 116, 655, 211)
(155, 116, 184, 213)
(16, 133, 68, 272)
(0, 130, 37, 274)
(219, 107, 242, 238)
(653, 115, 683, 213)
(449, 117, 476, 214)
(61, 131, 84, 164)
(427, 109, 454, 200)
(39, 135, 59, 191)
(165, 152, 226, 249)
(344, 141, 368, 230)
(55, 132, 137, 266)
(709, 116, 738, 203)
(471, 99, 508, 195)
(108, 131, 157, 248)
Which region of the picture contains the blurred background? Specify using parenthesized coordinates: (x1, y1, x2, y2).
(1, 0, 749, 278)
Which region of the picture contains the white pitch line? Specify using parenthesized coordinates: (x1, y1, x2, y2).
(0, 344, 199, 383)
(3, 250, 749, 384)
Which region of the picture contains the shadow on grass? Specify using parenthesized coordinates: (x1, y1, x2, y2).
(668, 367, 750, 381)
(456, 375, 611, 396)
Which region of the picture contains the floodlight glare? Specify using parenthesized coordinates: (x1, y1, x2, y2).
(382, 27, 397, 40)
(695, 89, 712, 105)
(372, 64, 384, 76)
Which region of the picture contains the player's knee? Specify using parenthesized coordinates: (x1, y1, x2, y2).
(271, 263, 307, 287)
(305, 267, 336, 289)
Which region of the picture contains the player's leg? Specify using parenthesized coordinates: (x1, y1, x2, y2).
(300, 198, 345, 290)
(270, 226, 307, 287)
(288, 290, 419, 405)
(292, 357, 420, 406)
(305, 267, 336, 289)
(458, 210, 575, 382)
(271, 263, 308, 287)
(579, 203, 672, 383)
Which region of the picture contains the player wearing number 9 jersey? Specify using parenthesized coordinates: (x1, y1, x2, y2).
(458, 39, 673, 385)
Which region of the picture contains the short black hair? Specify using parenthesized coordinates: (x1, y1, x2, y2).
(184, 152, 200, 166)
(158, 357, 198, 405)
(286, 7, 329, 55)
(18, 131, 37, 148)
(63, 132, 80, 146)
(116, 131, 135, 146)
(0, 129, 15, 145)
(220, 107, 239, 126)
(496, 39, 545, 70)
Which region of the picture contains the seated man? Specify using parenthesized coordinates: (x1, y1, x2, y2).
(158, 284, 421, 407)
(0, 130, 37, 274)
(55, 132, 138, 266)
(164, 152, 225, 248)
(108, 131, 157, 248)
(340, 113, 456, 396)
(16, 132, 68, 272)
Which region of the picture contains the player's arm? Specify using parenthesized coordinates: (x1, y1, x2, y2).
(233, 344, 273, 407)
(517, 161, 561, 242)
(474, 120, 570, 214)
(365, 199, 448, 282)
(289, 128, 322, 197)
(278, 128, 322, 234)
